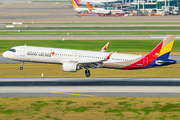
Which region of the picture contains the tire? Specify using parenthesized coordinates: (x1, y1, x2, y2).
(20, 67, 23, 70)
(85, 70, 90, 77)
(85, 72, 90, 77)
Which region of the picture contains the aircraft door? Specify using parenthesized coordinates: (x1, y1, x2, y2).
(20, 47, 25, 56)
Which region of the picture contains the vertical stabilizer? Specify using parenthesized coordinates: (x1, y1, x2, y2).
(157, 35, 175, 59)
(145, 35, 175, 62)
(123, 35, 176, 69)
(72, 0, 80, 8)
(87, 2, 95, 10)
(75, 0, 81, 6)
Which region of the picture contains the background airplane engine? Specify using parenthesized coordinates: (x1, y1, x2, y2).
(63, 62, 80, 72)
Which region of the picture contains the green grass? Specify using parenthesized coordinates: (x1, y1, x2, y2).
(0, 63, 180, 78)
(2, 26, 180, 29)
(65, 106, 92, 112)
(11, 22, 180, 24)
(0, 31, 180, 35)
(31, 101, 48, 111)
(0, 40, 180, 53)
(0, 97, 180, 119)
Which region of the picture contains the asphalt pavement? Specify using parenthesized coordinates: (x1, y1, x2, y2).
(2, 23, 180, 27)
(1, 28, 180, 31)
(0, 78, 180, 97)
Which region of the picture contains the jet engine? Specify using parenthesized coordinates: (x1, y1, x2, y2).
(63, 61, 80, 72)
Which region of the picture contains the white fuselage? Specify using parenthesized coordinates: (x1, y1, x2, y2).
(91, 9, 125, 14)
(77, 0, 121, 6)
(81, 0, 119, 2)
(3, 46, 143, 69)
(74, 7, 89, 12)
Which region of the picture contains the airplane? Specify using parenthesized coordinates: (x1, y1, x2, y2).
(87, 2, 125, 16)
(74, 0, 120, 6)
(72, 0, 89, 13)
(86, 1, 106, 11)
(3, 35, 176, 77)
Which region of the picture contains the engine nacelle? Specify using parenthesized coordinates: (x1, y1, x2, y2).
(63, 62, 80, 72)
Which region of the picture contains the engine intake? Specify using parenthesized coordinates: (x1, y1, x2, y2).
(63, 61, 80, 72)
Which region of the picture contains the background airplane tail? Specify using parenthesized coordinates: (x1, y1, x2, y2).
(87, 2, 94, 10)
(75, 0, 80, 5)
(72, 0, 80, 8)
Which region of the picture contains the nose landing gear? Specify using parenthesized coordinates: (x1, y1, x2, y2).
(20, 62, 24, 70)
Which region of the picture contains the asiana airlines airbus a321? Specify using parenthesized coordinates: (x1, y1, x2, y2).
(3, 35, 176, 77)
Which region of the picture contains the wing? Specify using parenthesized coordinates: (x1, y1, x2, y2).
(77, 52, 113, 69)
(100, 42, 110, 52)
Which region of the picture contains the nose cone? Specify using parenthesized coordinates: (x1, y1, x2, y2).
(2, 52, 7, 58)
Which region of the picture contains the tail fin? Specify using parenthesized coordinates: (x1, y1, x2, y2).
(87, 2, 95, 10)
(158, 35, 175, 59)
(75, 0, 80, 5)
(146, 35, 176, 62)
(123, 35, 176, 69)
(72, 0, 80, 8)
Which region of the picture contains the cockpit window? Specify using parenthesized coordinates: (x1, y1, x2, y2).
(9, 49, 16, 52)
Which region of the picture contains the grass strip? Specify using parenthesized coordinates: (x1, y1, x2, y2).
(2, 26, 180, 29)
(0, 31, 180, 35)
(0, 97, 180, 119)
(0, 40, 180, 53)
(0, 63, 180, 77)
(10, 22, 180, 24)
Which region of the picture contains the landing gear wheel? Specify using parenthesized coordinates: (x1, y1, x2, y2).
(20, 67, 23, 70)
(85, 70, 91, 77)
(20, 62, 24, 70)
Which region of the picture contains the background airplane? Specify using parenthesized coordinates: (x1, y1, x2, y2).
(3, 35, 176, 77)
(87, 2, 106, 11)
(72, 0, 89, 13)
(87, 2, 125, 15)
(74, 0, 119, 6)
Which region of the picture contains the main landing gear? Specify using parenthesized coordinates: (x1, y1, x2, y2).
(85, 69, 91, 77)
(20, 62, 24, 70)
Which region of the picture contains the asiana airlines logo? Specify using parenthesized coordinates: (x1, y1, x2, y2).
(27, 51, 55, 57)
(50, 52, 55, 56)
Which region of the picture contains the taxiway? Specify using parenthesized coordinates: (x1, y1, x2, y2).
(0, 78, 180, 97)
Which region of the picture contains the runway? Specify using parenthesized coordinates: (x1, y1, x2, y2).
(0, 55, 180, 63)
(0, 35, 180, 40)
(0, 78, 180, 97)
(1, 28, 180, 31)
(2, 23, 180, 27)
